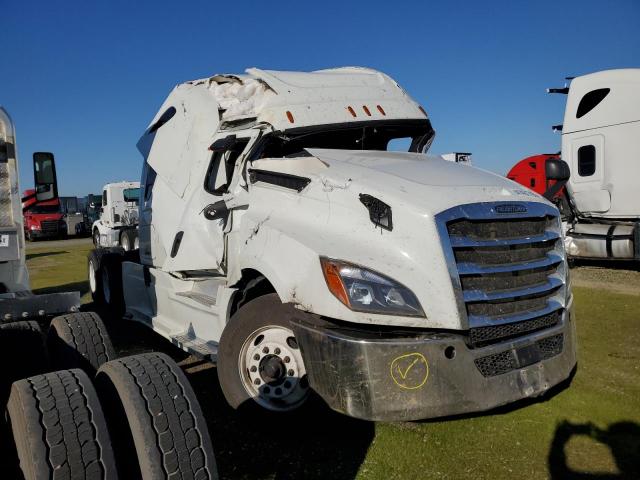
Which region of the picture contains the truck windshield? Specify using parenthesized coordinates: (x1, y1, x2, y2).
(254, 120, 435, 159)
(26, 204, 61, 214)
(123, 188, 141, 204)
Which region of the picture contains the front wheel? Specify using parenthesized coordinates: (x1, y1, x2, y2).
(217, 293, 310, 412)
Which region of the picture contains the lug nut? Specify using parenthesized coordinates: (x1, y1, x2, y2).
(264, 386, 271, 394)
(250, 366, 257, 373)
(288, 369, 295, 376)
(263, 347, 269, 354)
(274, 347, 281, 355)
(254, 378, 261, 385)
(284, 381, 291, 389)
(275, 388, 282, 396)
(284, 356, 290, 363)
(253, 354, 260, 361)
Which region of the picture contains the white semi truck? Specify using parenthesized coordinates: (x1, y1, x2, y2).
(92, 181, 141, 250)
(549, 69, 640, 261)
(89, 67, 577, 421)
(0, 107, 218, 480)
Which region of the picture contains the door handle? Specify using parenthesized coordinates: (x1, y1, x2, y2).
(203, 201, 228, 220)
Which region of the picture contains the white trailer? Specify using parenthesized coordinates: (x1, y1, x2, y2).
(92, 181, 140, 250)
(550, 69, 640, 260)
(89, 67, 577, 421)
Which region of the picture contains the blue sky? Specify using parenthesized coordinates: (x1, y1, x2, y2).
(2, 0, 639, 196)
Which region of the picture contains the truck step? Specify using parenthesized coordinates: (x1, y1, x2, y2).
(175, 291, 217, 307)
(170, 330, 218, 359)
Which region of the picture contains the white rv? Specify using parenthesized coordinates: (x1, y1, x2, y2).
(92, 181, 140, 250)
(555, 69, 640, 260)
(89, 67, 577, 421)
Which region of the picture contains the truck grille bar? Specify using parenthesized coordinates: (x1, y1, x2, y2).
(436, 202, 567, 348)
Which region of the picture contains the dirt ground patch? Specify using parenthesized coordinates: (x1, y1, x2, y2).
(571, 261, 640, 296)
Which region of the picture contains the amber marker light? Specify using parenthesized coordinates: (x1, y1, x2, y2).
(320, 258, 350, 307)
(347, 106, 357, 117)
(362, 105, 371, 116)
(376, 105, 386, 115)
(286, 111, 295, 123)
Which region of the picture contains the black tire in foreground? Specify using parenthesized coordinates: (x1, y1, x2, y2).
(95, 352, 218, 479)
(7, 369, 118, 480)
(48, 312, 116, 376)
(0, 321, 49, 405)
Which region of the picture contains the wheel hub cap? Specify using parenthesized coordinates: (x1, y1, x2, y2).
(241, 326, 308, 410)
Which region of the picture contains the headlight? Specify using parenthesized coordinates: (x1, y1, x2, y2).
(30, 225, 39, 230)
(320, 258, 425, 317)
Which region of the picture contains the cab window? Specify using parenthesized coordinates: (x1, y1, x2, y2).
(578, 145, 596, 176)
(205, 139, 250, 195)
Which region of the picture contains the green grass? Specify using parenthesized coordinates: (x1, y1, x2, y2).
(27, 243, 640, 479)
(27, 243, 93, 303)
(360, 288, 640, 479)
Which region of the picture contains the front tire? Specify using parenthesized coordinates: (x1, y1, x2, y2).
(217, 293, 310, 412)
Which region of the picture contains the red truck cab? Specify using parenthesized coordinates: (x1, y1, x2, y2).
(507, 154, 561, 195)
(22, 188, 65, 241)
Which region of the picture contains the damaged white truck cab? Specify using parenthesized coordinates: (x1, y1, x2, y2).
(92, 181, 140, 251)
(91, 67, 577, 421)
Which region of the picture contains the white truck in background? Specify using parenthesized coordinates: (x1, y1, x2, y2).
(550, 69, 640, 261)
(89, 67, 577, 421)
(92, 181, 141, 251)
(510, 69, 640, 262)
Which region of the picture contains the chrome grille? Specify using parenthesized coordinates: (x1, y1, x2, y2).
(437, 202, 567, 345)
(41, 220, 60, 234)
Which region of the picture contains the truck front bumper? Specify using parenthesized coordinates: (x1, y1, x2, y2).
(290, 300, 577, 422)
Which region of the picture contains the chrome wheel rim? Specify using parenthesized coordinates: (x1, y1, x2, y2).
(239, 325, 308, 411)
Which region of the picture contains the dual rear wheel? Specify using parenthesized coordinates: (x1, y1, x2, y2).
(3, 312, 218, 480)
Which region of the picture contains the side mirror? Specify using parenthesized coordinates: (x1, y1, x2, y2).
(545, 158, 570, 182)
(543, 158, 570, 201)
(33, 152, 58, 202)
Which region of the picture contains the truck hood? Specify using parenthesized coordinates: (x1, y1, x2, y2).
(243, 149, 557, 331)
(253, 148, 548, 216)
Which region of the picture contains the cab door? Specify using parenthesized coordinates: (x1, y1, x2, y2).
(564, 133, 610, 213)
(159, 132, 255, 273)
